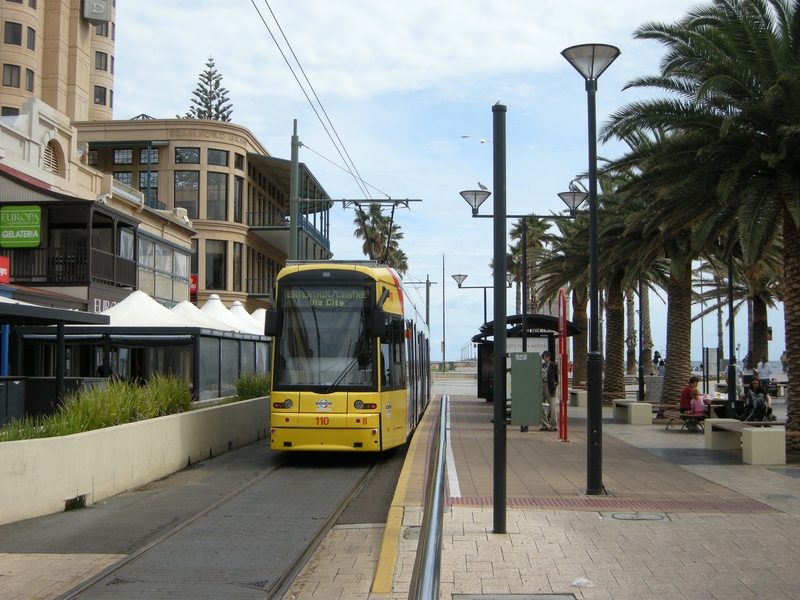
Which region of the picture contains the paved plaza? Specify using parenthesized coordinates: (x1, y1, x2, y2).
(3, 378, 800, 599)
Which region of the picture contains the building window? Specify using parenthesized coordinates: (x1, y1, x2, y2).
(207, 149, 228, 166)
(43, 141, 58, 174)
(1, 107, 19, 116)
(87, 149, 98, 165)
(109, 89, 113, 108)
(139, 147, 158, 164)
(24, 68, 32, 92)
(95, 22, 108, 37)
(113, 171, 132, 186)
(26, 26, 34, 50)
(28, 0, 35, 7)
(175, 147, 199, 164)
(113, 148, 132, 164)
(206, 240, 226, 290)
(95, 51, 107, 71)
(93, 85, 106, 105)
(4, 22, 22, 46)
(2, 64, 20, 88)
(175, 171, 199, 219)
(139, 171, 158, 201)
(111, 22, 115, 40)
(110, 55, 114, 74)
(234, 153, 244, 170)
(233, 242, 242, 292)
(206, 172, 227, 220)
(234, 176, 243, 223)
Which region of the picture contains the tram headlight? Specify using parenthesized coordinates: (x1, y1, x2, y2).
(354, 400, 364, 410)
(272, 399, 293, 409)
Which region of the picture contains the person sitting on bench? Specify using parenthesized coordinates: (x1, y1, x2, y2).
(741, 378, 774, 422)
(680, 376, 700, 413)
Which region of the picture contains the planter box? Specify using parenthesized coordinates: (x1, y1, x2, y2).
(0, 397, 270, 526)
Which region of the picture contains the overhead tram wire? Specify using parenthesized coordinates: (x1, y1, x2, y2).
(300, 142, 392, 200)
(249, 0, 371, 200)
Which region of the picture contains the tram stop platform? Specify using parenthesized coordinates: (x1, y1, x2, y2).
(284, 378, 800, 600)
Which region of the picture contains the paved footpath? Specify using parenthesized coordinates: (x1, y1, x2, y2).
(284, 379, 800, 600)
(4, 379, 800, 599)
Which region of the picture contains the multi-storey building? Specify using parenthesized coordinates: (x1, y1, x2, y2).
(0, 0, 331, 313)
(74, 118, 332, 311)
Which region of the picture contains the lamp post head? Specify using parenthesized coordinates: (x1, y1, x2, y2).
(460, 190, 491, 216)
(558, 190, 588, 215)
(561, 44, 621, 82)
(452, 274, 468, 287)
(505, 273, 515, 286)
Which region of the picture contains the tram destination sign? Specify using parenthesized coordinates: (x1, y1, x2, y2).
(0, 205, 41, 248)
(287, 288, 368, 308)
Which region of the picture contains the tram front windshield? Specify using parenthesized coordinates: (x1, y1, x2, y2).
(274, 285, 374, 390)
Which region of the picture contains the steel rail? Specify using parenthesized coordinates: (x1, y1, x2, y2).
(408, 394, 448, 600)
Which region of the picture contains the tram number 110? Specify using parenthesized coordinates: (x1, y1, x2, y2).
(315, 416, 330, 426)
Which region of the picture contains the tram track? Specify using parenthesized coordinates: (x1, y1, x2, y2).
(54, 452, 381, 600)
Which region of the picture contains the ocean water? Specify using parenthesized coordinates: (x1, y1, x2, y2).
(690, 360, 783, 371)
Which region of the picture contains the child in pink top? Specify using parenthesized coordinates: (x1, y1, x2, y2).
(690, 388, 707, 415)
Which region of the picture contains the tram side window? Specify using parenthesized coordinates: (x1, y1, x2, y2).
(381, 319, 406, 391)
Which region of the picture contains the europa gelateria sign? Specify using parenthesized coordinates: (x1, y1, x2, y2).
(0, 205, 41, 248)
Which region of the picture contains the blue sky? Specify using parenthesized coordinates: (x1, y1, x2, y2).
(113, 0, 785, 364)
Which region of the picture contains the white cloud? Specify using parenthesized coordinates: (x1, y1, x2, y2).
(111, 0, 785, 361)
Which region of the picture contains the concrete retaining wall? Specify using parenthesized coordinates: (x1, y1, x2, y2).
(0, 397, 270, 526)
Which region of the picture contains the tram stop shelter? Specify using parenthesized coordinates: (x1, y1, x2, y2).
(471, 313, 582, 401)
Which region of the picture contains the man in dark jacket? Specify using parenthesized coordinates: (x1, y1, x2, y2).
(540, 351, 558, 431)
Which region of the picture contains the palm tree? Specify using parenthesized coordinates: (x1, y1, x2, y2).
(600, 1, 800, 445)
(509, 217, 552, 314)
(352, 204, 408, 275)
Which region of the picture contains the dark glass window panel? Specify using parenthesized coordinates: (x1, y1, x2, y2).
(234, 153, 244, 170)
(95, 51, 107, 71)
(175, 147, 200, 164)
(206, 172, 227, 220)
(234, 176, 243, 223)
(205, 240, 226, 290)
(207, 148, 228, 166)
(26, 26, 34, 50)
(95, 22, 108, 37)
(3, 64, 20, 88)
(93, 85, 106, 105)
(139, 147, 158, 164)
(1, 107, 19, 116)
(25, 68, 32, 92)
(174, 171, 199, 219)
(113, 148, 132, 164)
(113, 171, 132, 186)
(233, 242, 242, 292)
(4, 22, 22, 45)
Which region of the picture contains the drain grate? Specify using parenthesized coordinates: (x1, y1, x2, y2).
(453, 595, 576, 599)
(232, 579, 275, 591)
(450, 496, 775, 512)
(764, 494, 798, 499)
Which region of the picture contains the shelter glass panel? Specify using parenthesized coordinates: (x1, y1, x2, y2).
(220, 338, 238, 398)
(241, 341, 255, 376)
(199, 337, 220, 400)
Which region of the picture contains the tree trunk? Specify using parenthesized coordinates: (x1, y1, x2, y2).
(604, 271, 626, 401)
(751, 295, 769, 364)
(782, 206, 800, 458)
(625, 287, 637, 375)
(642, 283, 653, 374)
(571, 289, 588, 388)
(661, 263, 693, 404)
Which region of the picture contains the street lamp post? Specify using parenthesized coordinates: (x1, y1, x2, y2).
(562, 43, 620, 496)
(460, 152, 585, 534)
(451, 273, 514, 324)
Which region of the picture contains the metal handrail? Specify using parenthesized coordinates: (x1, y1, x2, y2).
(408, 394, 447, 600)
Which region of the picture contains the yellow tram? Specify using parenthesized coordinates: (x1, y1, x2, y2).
(265, 261, 431, 451)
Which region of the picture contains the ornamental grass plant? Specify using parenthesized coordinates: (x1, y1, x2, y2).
(0, 374, 192, 442)
(232, 373, 271, 401)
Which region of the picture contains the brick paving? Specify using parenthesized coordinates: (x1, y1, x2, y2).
(284, 379, 800, 600)
(5, 378, 800, 599)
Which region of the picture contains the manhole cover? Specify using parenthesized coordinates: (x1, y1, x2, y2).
(600, 512, 667, 521)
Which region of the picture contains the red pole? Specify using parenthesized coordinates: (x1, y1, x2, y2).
(558, 289, 569, 441)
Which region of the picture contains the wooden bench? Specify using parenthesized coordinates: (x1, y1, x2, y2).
(612, 400, 653, 424)
(663, 410, 706, 432)
(705, 418, 787, 465)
